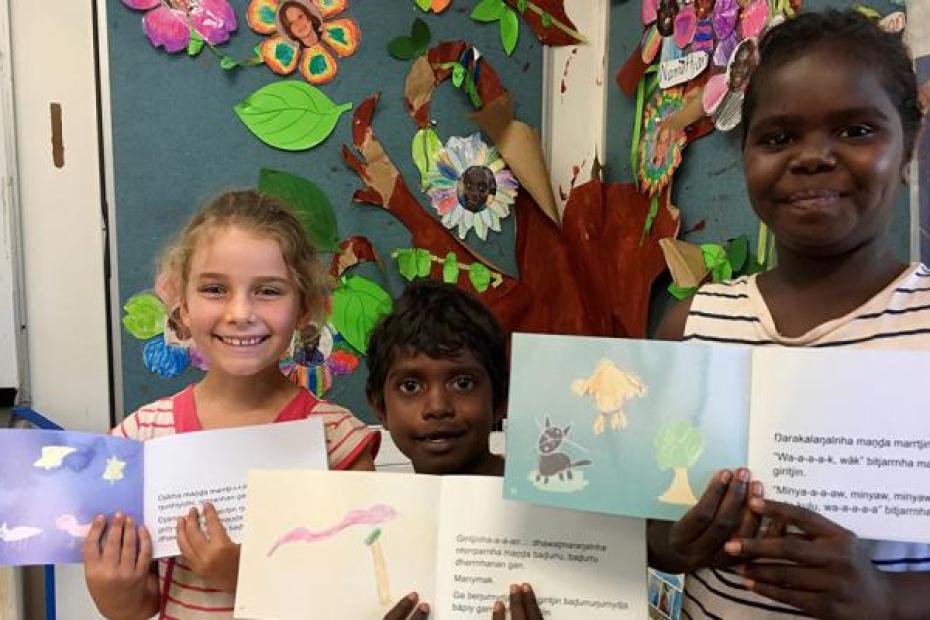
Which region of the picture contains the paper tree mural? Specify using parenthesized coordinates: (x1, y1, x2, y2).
(571, 359, 647, 434)
(654, 420, 705, 505)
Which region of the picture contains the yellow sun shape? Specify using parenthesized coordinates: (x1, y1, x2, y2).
(247, 0, 360, 84)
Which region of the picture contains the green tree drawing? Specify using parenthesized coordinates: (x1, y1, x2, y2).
(654, 420, 705, 505)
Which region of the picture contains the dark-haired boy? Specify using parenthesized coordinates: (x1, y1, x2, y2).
(368, 280, 544, 619)
(366, 279, 507, 477)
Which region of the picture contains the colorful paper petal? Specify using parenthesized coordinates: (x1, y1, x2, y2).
(143, 335, 190, 378)
(315, 0, 348, 19)
(190, 0, 238, 45)
(260, 36, 300, 74)
(642, 0, 659, 25)
(740, 0, 768, 39)
(713, 0, 738, 39)
(122, 292, 167, 340)
(641, 25, 662, 64)
(673, 4, 697, 49)
(299, 44, 338, 84)
(142, 6, 190, 53)
(121, 0, 160, 9)
(702, 73, 728, 114)
(247, 0, 280, 34)
(321, 18, 360, 58)
(235, 80, 352, 150)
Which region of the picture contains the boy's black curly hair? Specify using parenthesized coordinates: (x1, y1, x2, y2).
(742, 9, 922, 157)
(365, 279, 508, 409)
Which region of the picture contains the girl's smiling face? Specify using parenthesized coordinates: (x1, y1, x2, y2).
(180, 225, 303, 379)
(743, 44, 907, 258)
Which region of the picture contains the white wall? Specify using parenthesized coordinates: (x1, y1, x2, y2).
(10, 0, 111, 615)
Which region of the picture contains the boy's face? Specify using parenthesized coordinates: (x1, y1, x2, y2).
(370, 349, 502, 475)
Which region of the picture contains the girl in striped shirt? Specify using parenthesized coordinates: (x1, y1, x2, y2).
(82, 190, 378, 619)
(650, 11, 929, 619)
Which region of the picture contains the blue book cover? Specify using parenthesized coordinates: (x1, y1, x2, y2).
(503, 334, 749, 521)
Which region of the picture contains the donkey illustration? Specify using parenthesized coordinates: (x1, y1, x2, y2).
(536, 417, 591, 484)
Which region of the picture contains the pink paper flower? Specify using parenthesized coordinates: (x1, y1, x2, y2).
(121, 0, 237, 54)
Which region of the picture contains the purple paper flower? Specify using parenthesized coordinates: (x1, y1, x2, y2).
(121, 0, 237, 54)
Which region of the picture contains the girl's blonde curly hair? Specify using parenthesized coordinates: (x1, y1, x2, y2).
(157, 190, 328, 326)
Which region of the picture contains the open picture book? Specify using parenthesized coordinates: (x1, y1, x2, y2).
(235, 471, 647, 619)
(504, 333, 930, 544)
(0, 418, 326, 565)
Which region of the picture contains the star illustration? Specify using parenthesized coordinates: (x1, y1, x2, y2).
(101, 455, 126, 484)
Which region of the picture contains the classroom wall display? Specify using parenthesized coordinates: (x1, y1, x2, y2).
(107, 1, 543, 419)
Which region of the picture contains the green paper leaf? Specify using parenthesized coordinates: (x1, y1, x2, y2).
(388, 36, 419, 60)
(234, 81, 352, 151)
(442, 253, 459, 283)
(395, 249, 419, 281)
(415, 0, 431, 9)
(471, 0, 507, 21)
(516, 0, 528, 11)
(500, 9, 520, 55)
(725, 235, 749, 273)
(452, 63, 465, 87)
(258, 168, 340, 251)
(122, 293, 166, 340)
(415, 248, 432, 277)
(330, 276, 393, 354)
(411, 17, 431, 48)
(187, 31, 205, 56)
(541, 11, 553, 27)
(220, 56, 238, 70)
(411, 127, 442, 189)
(469, 262, 492, 292)
(701, 244, 732, 282)
(668, 283, 698, 300)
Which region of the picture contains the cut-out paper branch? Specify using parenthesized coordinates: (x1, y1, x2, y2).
(392, 248, 504, 292)
(234, 81, 352, 151)
(388, 18, 431, 60)
(471, 0, 585, 51)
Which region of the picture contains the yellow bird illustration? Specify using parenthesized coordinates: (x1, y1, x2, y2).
(572, 359, 647, 435)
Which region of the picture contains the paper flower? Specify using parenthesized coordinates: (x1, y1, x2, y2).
(122, 292, 205, 378)
(247, 0, 360, 84)
(121, 0, 237, 54)
(639, 87, 687, 196)
(427, 134, 518, 241)
(281, 323, 359, 397)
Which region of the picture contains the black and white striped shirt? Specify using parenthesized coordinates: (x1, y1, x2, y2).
(681, 263, 930, 619)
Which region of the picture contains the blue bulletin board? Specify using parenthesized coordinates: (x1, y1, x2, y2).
(107, 0, 542, 420)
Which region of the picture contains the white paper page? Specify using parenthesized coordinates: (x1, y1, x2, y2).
(435, 476, 647, 619)
(749, 347, 930, 543)
(143, 418, 327, 557)
(235, 471, 440, 620)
